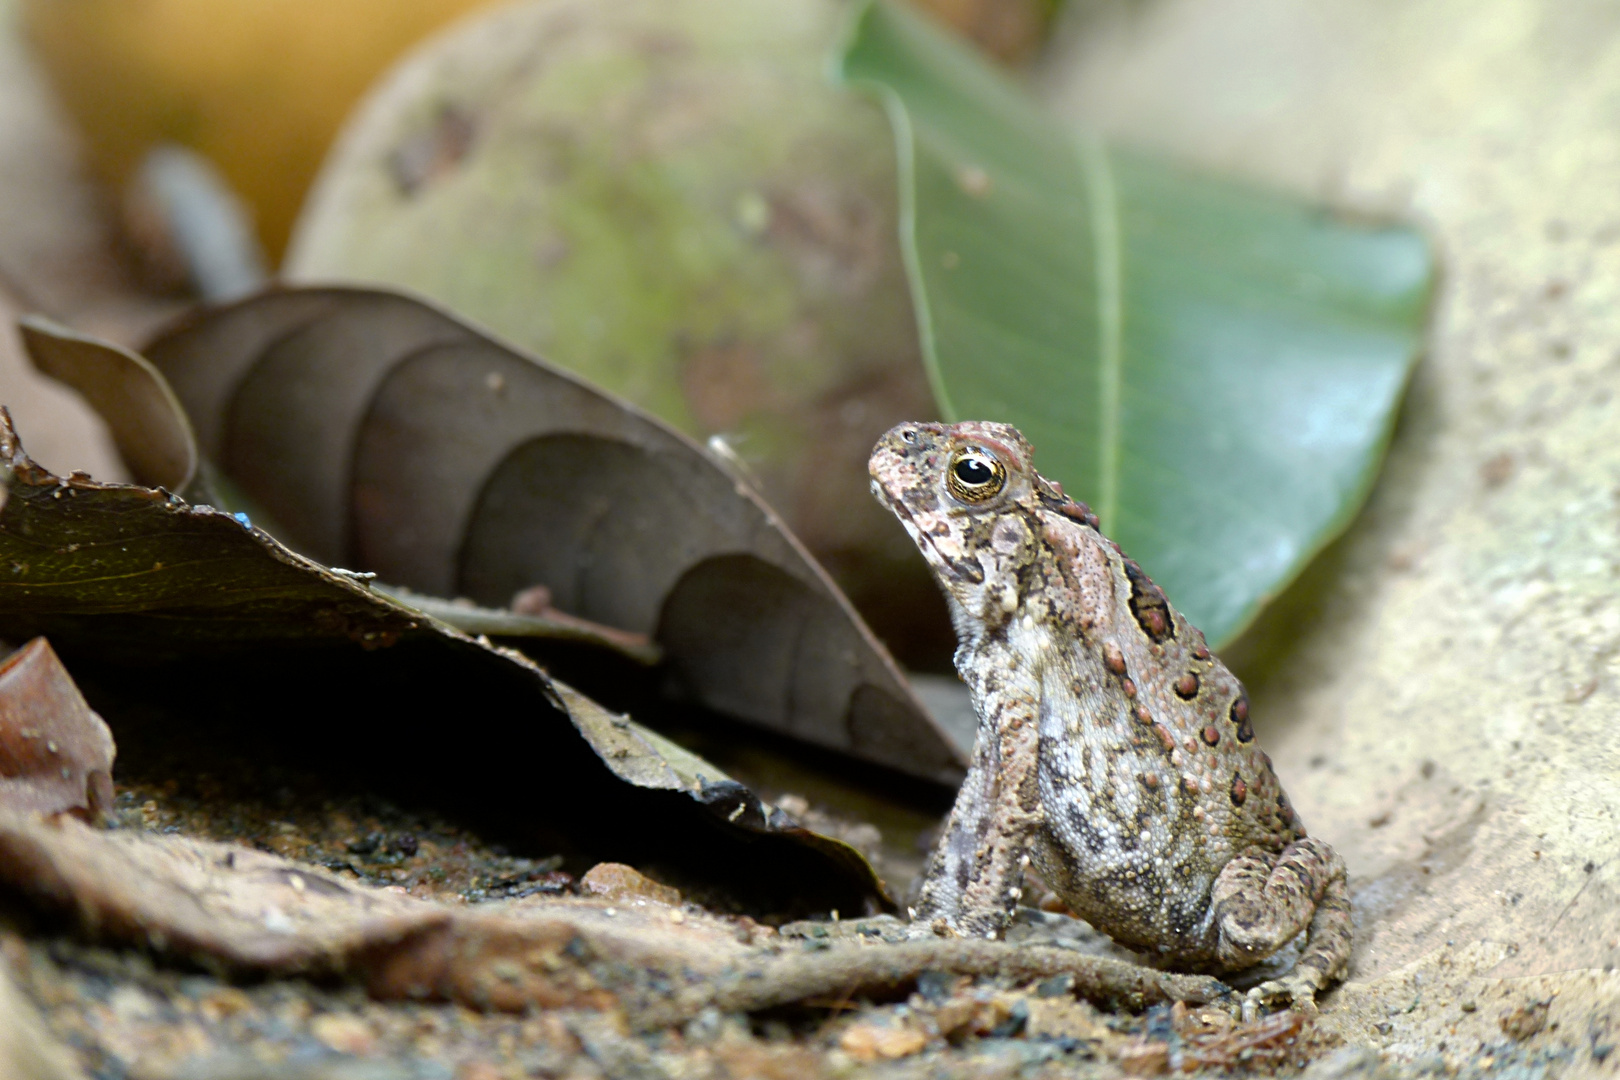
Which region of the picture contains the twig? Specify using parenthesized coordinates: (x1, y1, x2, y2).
(625, 938, 1228, 1030)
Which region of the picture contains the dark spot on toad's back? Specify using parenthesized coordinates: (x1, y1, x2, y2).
(1230, 695, 1254, 742)
(1104, 642, 1127, 675)
(1123, 559, 1176, 643)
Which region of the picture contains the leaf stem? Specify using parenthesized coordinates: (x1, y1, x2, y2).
(1077, 134, 1122, 532)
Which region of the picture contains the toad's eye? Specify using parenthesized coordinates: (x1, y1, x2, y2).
(946, 448, 1006, 503)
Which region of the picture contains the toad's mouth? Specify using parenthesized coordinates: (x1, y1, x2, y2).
(870, 476, 921, 527)
(870, 478, 939, 554)
(871, 480, 984, 586)
(869, 476, 914, 522)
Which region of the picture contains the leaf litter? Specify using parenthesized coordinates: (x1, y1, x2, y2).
(0, 404, 891, 916)
(0, 103, 1338, 1079)
(0, 624, 1250, 1076)
(0, 335, 1320, 1077)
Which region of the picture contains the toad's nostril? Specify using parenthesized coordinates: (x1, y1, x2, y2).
(900, 428, 919, 445)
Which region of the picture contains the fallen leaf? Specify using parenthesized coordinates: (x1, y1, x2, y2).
(0, 408, 889, 915)
(0, 807, 742, 1014)
(0, 638, 114, 821)
(119, 289, 960, 783)
(18, 316, 196, 494)
(283, 0, 952, 671)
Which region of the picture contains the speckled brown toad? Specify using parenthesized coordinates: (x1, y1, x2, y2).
(870, 420, 1351, 1013)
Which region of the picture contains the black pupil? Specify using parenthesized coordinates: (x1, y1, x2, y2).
(955, 457, 994, 486)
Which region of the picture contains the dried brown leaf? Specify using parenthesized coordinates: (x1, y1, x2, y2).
(18, 317, 195, 493)
(0, 808, 746, 1013)
(0, 638, 114, 821)
(0, 409, 890, 914)
(137, 288, 963, 783)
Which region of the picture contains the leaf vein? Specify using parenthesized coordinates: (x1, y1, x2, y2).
(1077, 134, 1122, 533)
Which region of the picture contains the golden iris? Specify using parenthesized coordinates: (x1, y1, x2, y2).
(946, 447, 1006, 503)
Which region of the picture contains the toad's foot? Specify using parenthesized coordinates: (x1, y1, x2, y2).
(1241, 971, 1322, 1023)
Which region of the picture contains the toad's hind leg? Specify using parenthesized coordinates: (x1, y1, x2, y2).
(1211, 838, 1351, 1017)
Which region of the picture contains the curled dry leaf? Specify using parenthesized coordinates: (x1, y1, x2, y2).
(18, 316, 196, 495)
(17, 318, 656, 665)
(134, 287, 962, 782)
(0, 638, 114, 821)
(0, 407, 889, 914)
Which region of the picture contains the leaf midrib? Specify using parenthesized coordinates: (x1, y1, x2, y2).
(1076, 135, 1123, 533)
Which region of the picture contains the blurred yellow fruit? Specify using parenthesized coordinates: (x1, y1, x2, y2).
(20, 0, 499, 260)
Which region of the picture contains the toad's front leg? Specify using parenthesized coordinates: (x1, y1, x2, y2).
(911, 683, 1043, 940)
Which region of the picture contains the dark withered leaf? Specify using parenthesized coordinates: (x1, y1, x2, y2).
(0, 408, 889, 914)
(137, 288, 963, 783)
(16, 321, 648, 663)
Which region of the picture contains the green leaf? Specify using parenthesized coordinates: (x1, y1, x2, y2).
(836, 1, 1434, 645)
